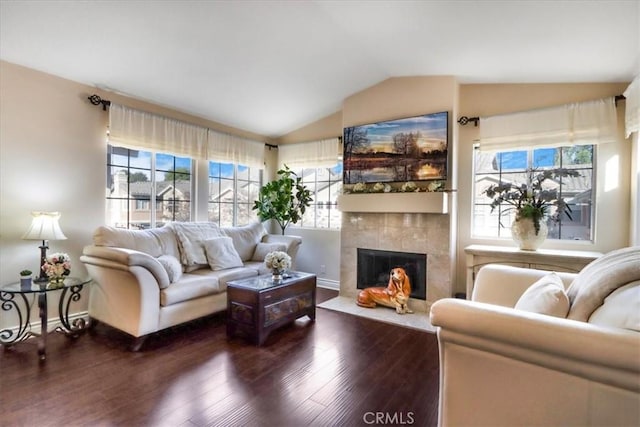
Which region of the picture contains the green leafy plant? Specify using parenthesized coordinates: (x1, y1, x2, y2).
(20, 269, 32, 277)
(253, 165, 313, 234)
(483, 168, 580, 235)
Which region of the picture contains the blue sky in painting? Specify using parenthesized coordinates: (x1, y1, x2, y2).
(358, 111, 448, 148)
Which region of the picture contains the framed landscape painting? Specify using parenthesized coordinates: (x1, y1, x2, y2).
(343, 111, 448, 184)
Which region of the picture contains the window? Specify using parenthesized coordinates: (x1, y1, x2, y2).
(291, 163, 343, 229)
(208, 162, 262, 227)
(106, 145, 192, 229)
(472, 146, 595, 241)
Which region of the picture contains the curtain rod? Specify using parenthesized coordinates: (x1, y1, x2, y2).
(457, 94, 626, 127)
(88, 94, 111, 110)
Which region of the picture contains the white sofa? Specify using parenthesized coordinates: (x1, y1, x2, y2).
(430, 246, 640, 427)
(80, 221, 301, 349)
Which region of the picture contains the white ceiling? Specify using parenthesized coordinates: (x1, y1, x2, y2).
(1, 1, 638, 138)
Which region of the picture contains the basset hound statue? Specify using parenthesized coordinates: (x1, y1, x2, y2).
(356, 267, 413, 314)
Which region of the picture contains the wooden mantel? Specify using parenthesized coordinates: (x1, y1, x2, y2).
(337, 192, 448, 214)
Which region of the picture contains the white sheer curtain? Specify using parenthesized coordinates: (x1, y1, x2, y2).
(278, 137, 341, 168)
(624, 75, 640, 245)
(477, 97, 618, 151)
(206, 130, 265, 169)
(624, 75, 639, 138)
(109, 103, 208, 158)
(109, 104, 265, 168)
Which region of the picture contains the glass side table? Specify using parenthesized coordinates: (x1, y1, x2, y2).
(0, 277, 92, 360)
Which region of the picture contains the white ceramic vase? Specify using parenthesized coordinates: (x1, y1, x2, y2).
(511, 217, 548, 251)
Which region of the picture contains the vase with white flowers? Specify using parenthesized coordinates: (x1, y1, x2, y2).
(483, 168, 580, 250)
(42, 252, 71, 288)
(264, 251, 292, 283)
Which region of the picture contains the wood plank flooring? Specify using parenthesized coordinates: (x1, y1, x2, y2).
(0, 288, 440, 426)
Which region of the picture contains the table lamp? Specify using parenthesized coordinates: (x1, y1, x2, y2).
(22, 211, 67, 282)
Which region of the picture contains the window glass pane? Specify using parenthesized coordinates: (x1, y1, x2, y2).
(220, 203, 234, 227)
(562, 146, 593, 168)
(533, 148, 558, 168)
(498, 151, 527, 171)
(237, 165, 249, 180)
(474, 150, 497, 174)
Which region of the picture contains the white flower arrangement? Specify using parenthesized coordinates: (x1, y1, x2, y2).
(344, 180, 446, 194)
(42, 252, 71, 278)
(401, 181, 418, 192)
(264, 251, 291, 272)
(371, 182, 385, 193)
(352, 182, 367, 193)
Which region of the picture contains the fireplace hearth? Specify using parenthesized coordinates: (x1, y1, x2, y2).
(357, 248, 427, 300)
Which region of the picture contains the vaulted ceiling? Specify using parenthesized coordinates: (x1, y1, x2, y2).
(1, 1, 638, 138)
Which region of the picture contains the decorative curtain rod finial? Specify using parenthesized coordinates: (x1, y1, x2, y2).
(88, 94, 111, 111)
(457, 116, 479, 127)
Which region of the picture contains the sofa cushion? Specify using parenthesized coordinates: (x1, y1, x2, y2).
(170, 222, 224, 272)
(567, 246, 640, 321)
(203, 237, 244, 271)
(93, 225, 180, 259)
(514, 272, 569, 318)
(588, 281, 640, 331)
(251, 242, 287, 262)
(222, 222, 266, 261)
(157, 255, 183, 285)
(160, 268, 258, 306)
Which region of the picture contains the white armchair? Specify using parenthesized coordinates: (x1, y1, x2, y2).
(430, 252, 640, 427)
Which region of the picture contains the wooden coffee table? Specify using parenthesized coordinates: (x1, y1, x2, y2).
(226, 271, 316, 345)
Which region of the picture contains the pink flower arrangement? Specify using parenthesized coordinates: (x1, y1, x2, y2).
(42, 252, 71, 279)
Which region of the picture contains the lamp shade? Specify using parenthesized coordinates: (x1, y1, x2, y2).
(22, 211, 67, 241)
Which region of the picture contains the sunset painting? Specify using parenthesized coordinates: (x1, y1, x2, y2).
(343, 111, 448, 184)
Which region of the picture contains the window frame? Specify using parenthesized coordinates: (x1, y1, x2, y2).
(471, 145, 596, 242)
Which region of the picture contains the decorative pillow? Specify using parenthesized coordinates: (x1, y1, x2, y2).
(156, 255, 183, 285)
(222, 222, 267, 261)
(203, 237, 244, 271)
(514, 272, 569, 318)
(170, 222, 223, 272)
(251, 242, 287, 262)
(588, 281, 640, 331)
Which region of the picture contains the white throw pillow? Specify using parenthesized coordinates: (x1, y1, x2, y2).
(203, 237, 244, 271)
(589, 281, 640, 331)
(156, 255, 183, 285)
(251, 242, 287, 262)
(514, 272, 569, 318)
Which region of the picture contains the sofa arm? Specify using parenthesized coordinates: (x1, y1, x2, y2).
(262, 234, 302, 267)
(473, 264, 577, 307)
(82, 245, 170, 289)
(430, 298, 640, 392)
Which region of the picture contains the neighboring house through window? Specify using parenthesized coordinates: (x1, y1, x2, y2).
(106, 145, 192, 229)
(208, 161, 262, 227)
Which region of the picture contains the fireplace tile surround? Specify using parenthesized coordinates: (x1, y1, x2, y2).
(340, 211, 451, 314)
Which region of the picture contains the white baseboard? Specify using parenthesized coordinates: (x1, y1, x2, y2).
(2, 311, 89, 336)
(317, 278, 339, 291)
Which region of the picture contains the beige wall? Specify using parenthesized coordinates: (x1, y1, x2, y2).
(275, 110, 342, 145)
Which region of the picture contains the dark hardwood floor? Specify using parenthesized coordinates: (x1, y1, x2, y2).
(0, 288, 440, 427)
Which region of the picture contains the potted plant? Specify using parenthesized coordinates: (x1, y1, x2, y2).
(483, 168, 580, 250)
(19, 270, 32, 289)
(253, 165, 313, 234)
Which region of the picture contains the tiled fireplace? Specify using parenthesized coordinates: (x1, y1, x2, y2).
(340, 208, 452, 314)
